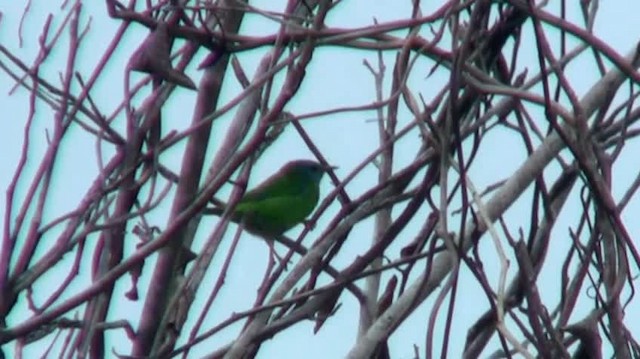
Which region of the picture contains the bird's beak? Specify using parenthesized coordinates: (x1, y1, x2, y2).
(324, 164, 338, 172)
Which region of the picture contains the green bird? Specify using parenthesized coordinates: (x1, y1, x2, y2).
(208, 160, 332, 257)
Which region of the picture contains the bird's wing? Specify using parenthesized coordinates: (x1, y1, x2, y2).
(238, 171, 299, 204)
(244, 194, 314, 218)
(235, 190, 319, 235)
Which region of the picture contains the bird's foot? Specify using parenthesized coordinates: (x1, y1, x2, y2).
(303, 219, 316, 232)
(267, 241, 291, 269)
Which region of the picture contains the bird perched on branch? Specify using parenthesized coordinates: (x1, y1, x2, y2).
(208, 160, 334, 259)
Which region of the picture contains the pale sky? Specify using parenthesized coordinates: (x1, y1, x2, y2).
(1, 1, 640, 358)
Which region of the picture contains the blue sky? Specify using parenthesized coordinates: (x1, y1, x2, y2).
(1, 1, 640, 358)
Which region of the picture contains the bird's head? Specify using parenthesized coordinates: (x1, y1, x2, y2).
(283, 160, 334, 185)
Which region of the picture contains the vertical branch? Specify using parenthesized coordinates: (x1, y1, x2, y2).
(133, 2, 246, 356)
(359, 46, 388, 335)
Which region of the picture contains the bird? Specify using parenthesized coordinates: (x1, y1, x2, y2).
(234, 160, 331, 235)
(209, 160, 333, 259)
